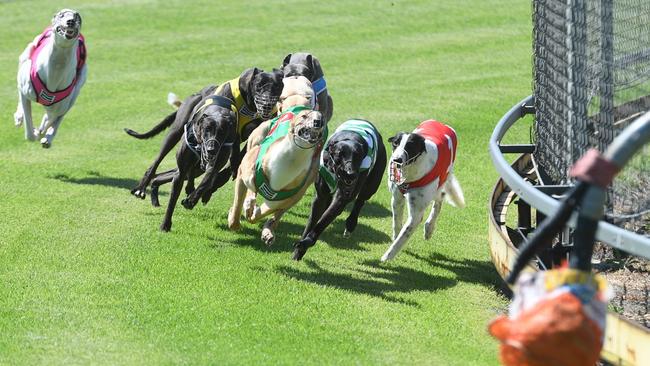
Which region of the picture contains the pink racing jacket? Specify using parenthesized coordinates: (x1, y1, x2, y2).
(29, 27, 86, 106)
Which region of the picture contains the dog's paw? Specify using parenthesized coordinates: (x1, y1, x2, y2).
(227, 208, 241, 231)
(131, 187, 146, 199)
(343, 229, 352, 238)
(261, 228, 275, 246)
(380, 250, 396, 262)
(160, 221, 171, 232)
(40, 137, 51, 148)
(292, 246, 307, 261)
(181, 197, 196, 210)
(14, 114, 23, 127)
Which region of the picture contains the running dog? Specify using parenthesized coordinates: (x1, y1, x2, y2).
(158, 96, 238, 232)
(382, 120, 465, 261)
(281, 52, 333, 123)
(228, 105, 325, 246)
(14, 9, 87, 148)
(293, 119, 387, 260)
(125, 68, 284, 201)
(148, 75, 316, 208)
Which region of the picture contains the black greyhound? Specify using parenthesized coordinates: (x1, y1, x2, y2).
(292, 119, 387, 260)
(159, 95, 238, 232)
(281, 52, 334, 123)
(125, 67, 284, 202)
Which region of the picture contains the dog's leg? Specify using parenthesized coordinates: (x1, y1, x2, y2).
(243, 191, 258, 221)
(40, 114, 63, 148)
(344, 198, 367, 238)
(424, 195, 444, 240)
(181, 166, 218, 210)
(293, 191, 341, 261)
(382, 190, 431, 262)
(18, 93, 35, 141)
(390, 188, 406, 241)
(261, 209, 286, 246)
(14, 93, 25, 128)
(227, 176, 248, 230)
(160, 151, 192, 232)
(131, 94, 202, 199)
(149, 168, 181, 207)
(35, 114, 49, 138)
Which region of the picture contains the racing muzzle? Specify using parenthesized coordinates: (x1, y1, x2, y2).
(254, 93, 279, 119)
(200, 138, 220, 170)
(388, 151, 422, 186)
(292, 113, 324, 149)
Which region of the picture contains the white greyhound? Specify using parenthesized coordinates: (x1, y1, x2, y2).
(14, 9, 87, 148)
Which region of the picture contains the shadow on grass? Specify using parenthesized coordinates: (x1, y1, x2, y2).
(318, 220, 390, 251)
(51, 171, 142, 192)
(210, 221, 305, 253)
(405, 250, 503, 290)
(276, 259, 456, 306)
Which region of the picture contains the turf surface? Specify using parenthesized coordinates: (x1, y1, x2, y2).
(0, 1, 532, 364)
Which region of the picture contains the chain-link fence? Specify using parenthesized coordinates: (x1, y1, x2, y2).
(532, 0, 650, 234)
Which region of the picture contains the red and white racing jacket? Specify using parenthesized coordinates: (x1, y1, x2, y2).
(397, 119, 457, 193)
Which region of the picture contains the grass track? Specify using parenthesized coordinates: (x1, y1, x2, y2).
(0, 1, 532, 364)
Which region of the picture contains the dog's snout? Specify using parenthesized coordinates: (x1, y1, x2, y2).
(393, 157, 403, 164)
(204, 140, 218, 154)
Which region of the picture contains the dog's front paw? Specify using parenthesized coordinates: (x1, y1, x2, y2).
(160, 221, 171, 232)
(243, 197, 257, 220)
(181, 197, 197, 210)
(14, 111, 24, 127)
(261, 227, 275, 246)
(292, 246, 307, 261)
(201, 191, 213, 205)
(227, 208, 241, 231)
(343, 229, 352, 238)
(40, 137, 51, 148)
(380, 250, 396, 262)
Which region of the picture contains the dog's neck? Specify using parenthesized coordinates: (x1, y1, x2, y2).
(34, 32, 79, 91)
(401, 140, 438, 183)
(264, 135, 316, 191)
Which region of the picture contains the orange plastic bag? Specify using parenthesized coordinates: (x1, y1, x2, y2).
(489, 269, 609, 366)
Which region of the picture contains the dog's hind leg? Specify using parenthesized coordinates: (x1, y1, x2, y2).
(424, 196, 444, 240)
(149, 168, 178, 207)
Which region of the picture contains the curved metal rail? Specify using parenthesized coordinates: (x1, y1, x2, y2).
(488, 97, 650, 365)
(489, 96, 650, 257)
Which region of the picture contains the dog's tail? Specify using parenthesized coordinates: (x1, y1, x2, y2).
(123, 111, 177, 139)
(167, 92, 182, 110)
(444, 173, 466, 208)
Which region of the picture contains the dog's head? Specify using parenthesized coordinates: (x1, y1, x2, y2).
(281, 53, 316, 80)
(191, 97, 237, 169)
(387, 132, 427, 185)
(248, 68, 284, 120)
(325, 138, 366, 198)
(278, 76, 315, 113)
(288, 108, 325, 149)
(51, 9, 82, 43)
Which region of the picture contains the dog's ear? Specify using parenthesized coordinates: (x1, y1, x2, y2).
(388, 132, 405, 148)
(75, 12, 82, 28)
(282, 54, 292, 68)
(271, 68, 284, 82)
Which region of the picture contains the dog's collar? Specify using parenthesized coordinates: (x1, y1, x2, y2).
(29, 27, 86, 106)
(312, 77, 327, 96)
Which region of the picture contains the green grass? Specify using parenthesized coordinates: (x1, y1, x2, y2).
(0, 1, 532, 364)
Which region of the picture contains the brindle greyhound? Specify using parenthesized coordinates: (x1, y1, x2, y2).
(124, 68, 283, 201)
(281, 52, 333, 123)
(158, 96, 238, 232)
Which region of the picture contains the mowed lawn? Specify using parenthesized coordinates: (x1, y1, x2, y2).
(0, 1, 532, 365)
